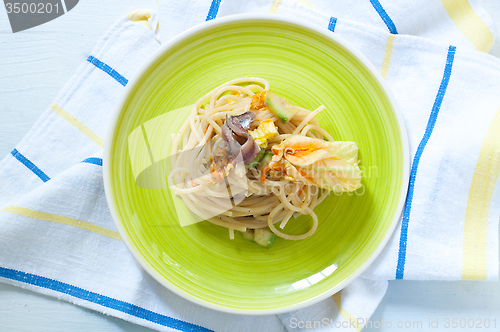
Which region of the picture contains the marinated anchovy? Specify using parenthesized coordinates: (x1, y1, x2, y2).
(221, 112, 260, 165)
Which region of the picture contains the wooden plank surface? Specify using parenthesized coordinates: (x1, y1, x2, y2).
(0, 0, 157, 157)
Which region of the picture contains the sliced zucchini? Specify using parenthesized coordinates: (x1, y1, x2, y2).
(253, 228, 276, 248)
(242, 229, 255, 241)
(245, 148, 265, 169)
(266, 91, 301, 123)
(241, 228, 276, 248)
(257, 151, 274, 171)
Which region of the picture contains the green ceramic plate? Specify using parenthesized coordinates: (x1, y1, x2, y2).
(104, 15, 409, 314)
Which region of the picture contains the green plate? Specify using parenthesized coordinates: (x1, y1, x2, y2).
(104, 15, 409, 314)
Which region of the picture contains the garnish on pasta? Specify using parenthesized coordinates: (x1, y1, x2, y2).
(169, 78, 362, 248)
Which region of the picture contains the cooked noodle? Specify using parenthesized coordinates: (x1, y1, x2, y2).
(170, 78, 334, 241)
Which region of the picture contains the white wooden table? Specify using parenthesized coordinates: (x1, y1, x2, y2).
(1, 1, 500, 331)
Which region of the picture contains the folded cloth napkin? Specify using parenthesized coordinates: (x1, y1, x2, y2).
(1, 1, 499, 331)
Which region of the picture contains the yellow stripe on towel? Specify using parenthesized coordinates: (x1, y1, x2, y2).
(332, 292, 362, 332)
(270, 0, 282, 14)
(298, 0, 313, 8)
(462, 107, 500, 280)
(127, 9, 152, 29)
(2, 206, 121, 241)
(50, 103, 104, 148)
(381, 34, 396, 79)
(441, 0, 494, 53)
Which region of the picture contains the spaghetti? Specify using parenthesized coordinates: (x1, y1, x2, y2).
(169, 78, 361, 244)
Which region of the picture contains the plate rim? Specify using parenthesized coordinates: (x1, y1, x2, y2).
(103, 13, 410, 315)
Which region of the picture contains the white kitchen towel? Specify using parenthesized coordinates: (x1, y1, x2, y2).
(160, 0, 496, 53)
(1, 1, 500, 332)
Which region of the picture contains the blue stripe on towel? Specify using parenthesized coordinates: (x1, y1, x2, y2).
(328, 17, 337, 32)
(0, 266, 213, 332)
(11, 149, 50, 182)
(82, 157, 103, 166)
(206, 0, 221, 21)
(369, 0, 398, 34)
(396, 45, 456, 279)
(86, 56, 128, 86)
